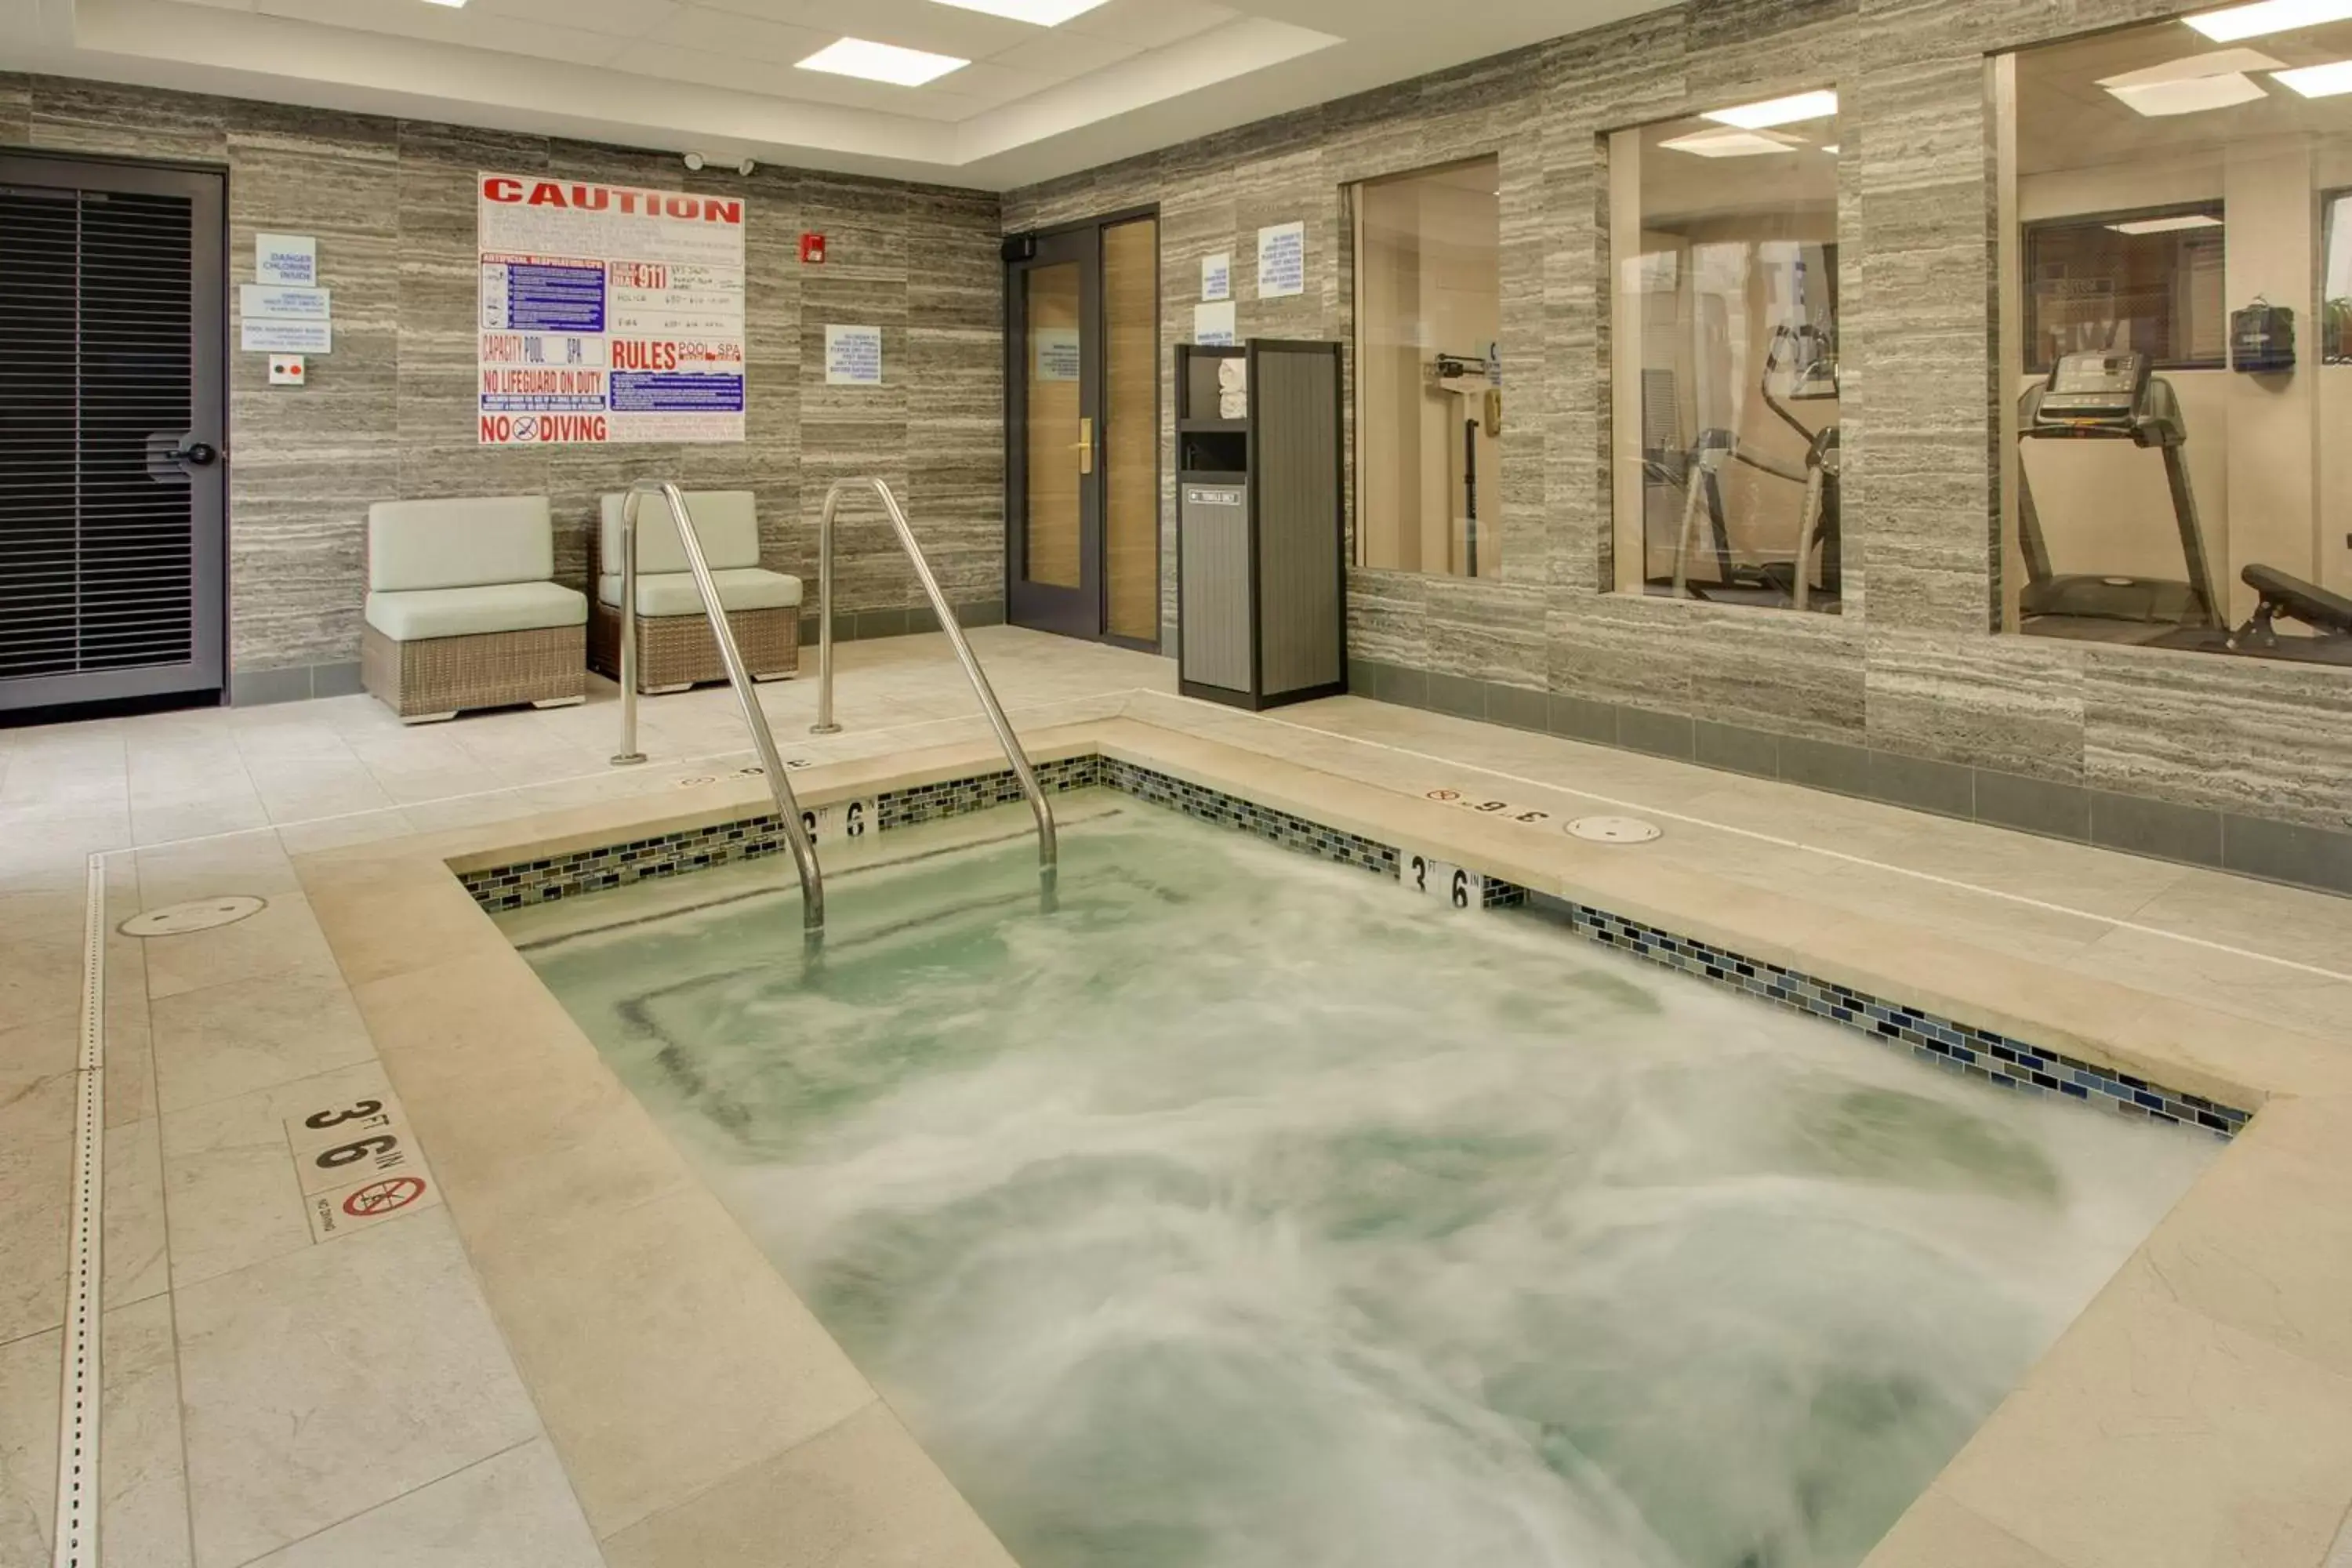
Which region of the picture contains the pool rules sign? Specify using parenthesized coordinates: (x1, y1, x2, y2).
(477, 173, 747, 445)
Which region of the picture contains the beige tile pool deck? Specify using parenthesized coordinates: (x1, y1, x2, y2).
(4, 625, 2351, 1566)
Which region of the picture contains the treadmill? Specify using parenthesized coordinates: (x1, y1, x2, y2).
(2016, 350, 2221, 643)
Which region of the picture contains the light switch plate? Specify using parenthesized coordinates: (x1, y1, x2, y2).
(268, 355, 307, 387)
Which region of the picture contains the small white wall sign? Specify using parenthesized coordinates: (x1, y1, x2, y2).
(240, 284, 330, 321)
(256, 233, 318, 286)
(1034, 327, 1081, 382)
(1256, 222, 1305, 299)
(1193, 301, 1237, 347)
(825, 325, 884, 386)
(241, 319, 332, 354)
(1202, 252, 1232, 303)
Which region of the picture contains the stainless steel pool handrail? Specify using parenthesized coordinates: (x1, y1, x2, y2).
(610, 479, 826, 935)
(811, 477, 1058, 885)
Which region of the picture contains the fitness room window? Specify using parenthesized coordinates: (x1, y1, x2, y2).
(1607, 91, 1842, 614)
(1351, 157, 1504, 579)
(1998, 9, 2352, 664)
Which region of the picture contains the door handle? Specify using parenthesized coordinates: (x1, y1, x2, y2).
(167, 441, 220, 467)
(1073, 417, 1094, 476)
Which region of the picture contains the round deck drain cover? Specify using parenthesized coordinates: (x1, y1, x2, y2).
(1566, 816, 1662, 845)
(118, 895, 267, 938)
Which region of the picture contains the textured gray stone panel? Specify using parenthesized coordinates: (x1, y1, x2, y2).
(30, 78, 228, 161)
(2082, 644, 2352, 833)
(1864, 630, 2086, 782)
(0, 73, 31, 143)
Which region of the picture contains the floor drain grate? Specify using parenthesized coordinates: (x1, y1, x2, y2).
(1566, 816, 1663, 845)
(118, 895, 267, 938)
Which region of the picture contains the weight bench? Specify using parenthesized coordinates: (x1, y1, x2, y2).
(2234, 564, 2352, 648)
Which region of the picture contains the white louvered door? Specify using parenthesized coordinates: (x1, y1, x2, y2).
(0, 155, 225, 714)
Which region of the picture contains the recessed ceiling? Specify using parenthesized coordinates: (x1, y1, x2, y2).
(0, 0, 1676, 188)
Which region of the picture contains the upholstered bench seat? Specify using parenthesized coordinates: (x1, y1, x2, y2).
(590, 490, 800, 693)
(595, 566, 803, 620)
(368, 581, 588, 642)
(361, 495, 587, 723)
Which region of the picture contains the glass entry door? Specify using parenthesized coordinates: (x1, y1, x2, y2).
(1007, 214, 1159, 648)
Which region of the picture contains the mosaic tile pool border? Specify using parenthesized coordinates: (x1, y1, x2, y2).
(456, 756, 1423, 907)
(1526, 893, 2249, 1138)
(458, 750, 2245, 1136)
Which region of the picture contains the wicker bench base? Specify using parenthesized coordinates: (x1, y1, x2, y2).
(589, 601, 800, 693)
(362, 623, 587, 723)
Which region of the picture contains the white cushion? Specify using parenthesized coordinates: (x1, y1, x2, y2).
(368, 497, 554, 593)
(597, 568, 804, 619)
(599, 490, 760, 575)
(365, 582, 586, 642)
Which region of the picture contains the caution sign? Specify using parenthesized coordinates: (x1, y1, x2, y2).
(477, 174, 746, 446)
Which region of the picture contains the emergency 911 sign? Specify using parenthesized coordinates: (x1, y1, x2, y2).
(477, 172, 746, 445)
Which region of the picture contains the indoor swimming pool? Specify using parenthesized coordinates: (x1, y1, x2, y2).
(515, 797, 2218, 1568)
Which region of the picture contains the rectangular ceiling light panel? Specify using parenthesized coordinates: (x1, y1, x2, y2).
(2186, 0, 2352, 38)
(2274, 58, 2352, 94)
(2097, 48, 2285, 87)
(2107, 213, 2225, 233)
(2104, 73, 2270, 113)
(928, 0, 1113, 21)
(1700, 89, 1838, 129)
(1659, 128, 1803, 157)
(798, 37, 971, 85)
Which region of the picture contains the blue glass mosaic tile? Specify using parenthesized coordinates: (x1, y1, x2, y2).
(1523, 892, 2248, 1140)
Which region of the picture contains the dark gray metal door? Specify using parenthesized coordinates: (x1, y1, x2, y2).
(0, 154, 227, 714)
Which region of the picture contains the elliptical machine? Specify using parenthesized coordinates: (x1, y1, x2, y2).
(1669, 323, 1842, 612)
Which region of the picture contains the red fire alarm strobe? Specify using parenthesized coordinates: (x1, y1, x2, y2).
(800, 233, 826, 265)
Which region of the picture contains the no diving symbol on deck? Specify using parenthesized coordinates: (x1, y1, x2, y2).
(343, 1177, 426, 1218)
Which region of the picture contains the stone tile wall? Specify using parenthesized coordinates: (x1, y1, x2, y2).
(0, 76, 1007, 696)
(1001, 0, 2352, 837)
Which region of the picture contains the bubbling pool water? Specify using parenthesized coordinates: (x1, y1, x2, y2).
(528, 801, 2216, 1568)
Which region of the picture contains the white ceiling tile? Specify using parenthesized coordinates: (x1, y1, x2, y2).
(613, 42, 798, 97)
(256, 0, 632, 66)
(1060, 0, 1237, 49)
(648, 7, 835, 65)
(984, 28, 1143, 78)
(469, 0, 684, 41)
(927, 60, 1058, 108)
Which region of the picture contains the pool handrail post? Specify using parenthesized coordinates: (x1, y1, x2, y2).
(813, 477, 1058, 886)
(613, 478, 826, 935)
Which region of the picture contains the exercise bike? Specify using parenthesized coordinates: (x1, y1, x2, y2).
(1664, 325, 1842, 612)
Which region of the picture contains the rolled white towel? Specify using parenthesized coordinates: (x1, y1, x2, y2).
(1217, 358, 1249, 393)
(1219, 390, 1248, 419)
